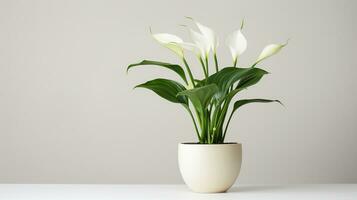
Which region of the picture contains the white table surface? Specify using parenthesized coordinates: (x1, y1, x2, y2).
(0, 184, 356, 200)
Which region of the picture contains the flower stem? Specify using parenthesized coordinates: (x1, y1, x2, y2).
(199, 57, 208, 79)
(182, 57, 195, 87)
(205, 57, 209, 76)
(184, 105, 201, 142)
(214, 53, 219, 72)
(222, 109, 234, 142)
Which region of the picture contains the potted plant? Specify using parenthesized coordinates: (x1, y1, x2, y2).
(127, 18, 287, 193)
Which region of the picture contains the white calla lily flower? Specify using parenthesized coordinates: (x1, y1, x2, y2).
(186, 17, 218, 53)
(226, 29, 247, 65)
(151, 32, 185, 58)
(195, 22, 218, 52)
(152, 33, 183, 43)
(189, 29, 211, 60)
(180, 42, 200, 55)
(254, 40, 288, 66)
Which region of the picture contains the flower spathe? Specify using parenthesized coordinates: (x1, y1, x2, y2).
(189, 29, 211, 60)
(151, 29, 199, 60)
(151, 32, 185, 58)
(151, 19, 287, 70)
(254, 40, 289, 66)
(195, 21, 218, 53)
(226, 29, 247, 65)
(187, 17, 218, 55)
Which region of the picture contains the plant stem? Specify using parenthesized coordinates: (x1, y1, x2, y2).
(206, 109, 211, 143)
(205, 56, 209, 76)
(222, 110, 234, 143)
(205, 109, 211, 144)
(214, 53, 219, 72)
(227, 59, 237, 92)
(199, 57, 208, 79)
(200, 111, 207, 143)
(251, 62, 258, 68)
(233, 58, 237, 67)
(215, 100, 230, 139)
(184, 105, 201, 142)
(182, 57, 195, 88)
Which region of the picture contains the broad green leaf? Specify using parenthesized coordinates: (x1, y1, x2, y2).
(211, 87, 241, 136)
(205, 67, 268, 99)
(206, 67, 249, 93)
(135, 78, 188, 104)
(210, 68, 268, 133)
(222, 99, 282, 141)
(127, 60, 188, 84)
(212, 67, 268, 116)
(236, 68, 269, 89)
(233, 99, 282, 112)
(178, 84, 219, 114)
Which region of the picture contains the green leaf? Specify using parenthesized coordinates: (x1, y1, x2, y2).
(206, 67, 249, 93)
(232, 99, 282, 112)
(127, 60, 188, 84)
(177, 84, 219, 114)
(204, 67, 268, 99)
(135, 78, 188, 104)
(215, 67, 269, 108)
(236, 68, 269, 89)
(222, 98, 282, 141)
(209, 67, 267, 134)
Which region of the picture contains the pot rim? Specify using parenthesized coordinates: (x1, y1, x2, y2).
(179, 142, 241, 145)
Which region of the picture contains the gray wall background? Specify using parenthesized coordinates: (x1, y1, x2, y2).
(1, 0, 357, 184)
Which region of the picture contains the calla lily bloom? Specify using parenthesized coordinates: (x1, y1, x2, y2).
(253, 40, 288, 67)
(189, 29, 211, 60)
(187, 17, 218, 54)
(195, 21, 218, 53)
(194, 20, 220, 72)
(151, 32, 185, 58)
(226, 29, 247, 66)
(185, 17, 220, 72)
(151, 30, 199, 60)
(151, 30, 197, 86)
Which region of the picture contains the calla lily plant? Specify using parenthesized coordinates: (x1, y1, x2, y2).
(127, 18, 287, 144)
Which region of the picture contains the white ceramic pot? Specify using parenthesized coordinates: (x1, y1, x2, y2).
(178, 143, 242, 193)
